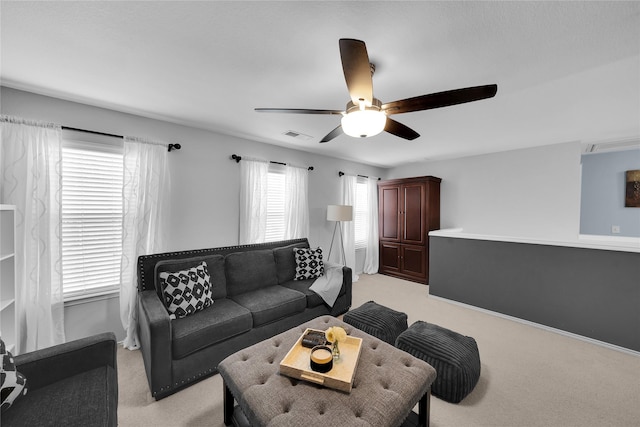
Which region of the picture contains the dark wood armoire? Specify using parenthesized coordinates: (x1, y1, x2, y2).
(378, 176, 441, 284)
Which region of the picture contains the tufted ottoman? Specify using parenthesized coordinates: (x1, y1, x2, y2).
(219, 316, 437, 427)
(343, 301, 408, 345)
(395, 321, 480, 404)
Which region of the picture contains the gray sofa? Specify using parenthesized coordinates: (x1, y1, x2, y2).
(137, 238, 352, 399)
(2, 332, 118, 427)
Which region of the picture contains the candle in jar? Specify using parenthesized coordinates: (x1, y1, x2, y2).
(311, 348, 332, 364)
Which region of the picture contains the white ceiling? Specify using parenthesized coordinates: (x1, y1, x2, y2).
(1, 1, 639, 168)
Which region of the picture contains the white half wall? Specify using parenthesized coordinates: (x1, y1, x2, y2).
(386, 142, 583, 242)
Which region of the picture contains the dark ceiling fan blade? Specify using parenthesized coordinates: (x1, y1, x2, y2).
(339, 39, 373, 106)
(382, 84, 498, 115)
(320, 125, 343, 143)
(255, 108, 344, 115)
(384, 118, 420, 140)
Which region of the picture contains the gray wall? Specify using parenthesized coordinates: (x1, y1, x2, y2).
(1, 86, 385, 342)
(430, 236, 640, 352)
(386, 142, 583, 242)
(580, 149, 640, 237)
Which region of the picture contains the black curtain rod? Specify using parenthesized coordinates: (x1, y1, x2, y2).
(231, 154, 314, 171)
(62, 126, 181, 152)
(338, 171, 381, 180)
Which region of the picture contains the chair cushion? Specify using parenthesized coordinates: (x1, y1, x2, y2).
(172, 298, 252, 359)
(1, 365, 116, 426)
(155, 254, 227, 300)
(226, 250, 278, 296)
(230, 286, 306, 327)
(273, 241, 309, 284)
(159, 261, 214, 318)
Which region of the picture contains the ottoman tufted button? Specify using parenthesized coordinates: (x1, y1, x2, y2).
(317, 402, 327, 415)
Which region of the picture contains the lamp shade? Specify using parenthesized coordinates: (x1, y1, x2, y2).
(326, 205, 353, 222)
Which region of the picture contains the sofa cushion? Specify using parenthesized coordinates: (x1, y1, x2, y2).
(172, 298, 252, 360)
(230, 286, 306, 327)
(293, 247, 324, 280)
(280, 278, 325, 308)
(159, 261, 214, 318)
(225, 250, 278, 296)
(273, 241, 310, 284)
(1, 365, 116, 426)
(155, 254, 226, 300)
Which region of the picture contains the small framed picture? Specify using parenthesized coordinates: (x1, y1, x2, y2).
(625, 170, 640, 207)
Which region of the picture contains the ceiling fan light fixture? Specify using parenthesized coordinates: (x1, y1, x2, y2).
(341, 100, 386, 138)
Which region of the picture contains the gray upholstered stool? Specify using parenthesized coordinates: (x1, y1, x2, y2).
(396, 321, 481, 403)
(343, 301, 408, 345)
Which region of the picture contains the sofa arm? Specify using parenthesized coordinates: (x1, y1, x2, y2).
(13, 332, 117, 392)
(342, 266, 353, 301)
(138, 290, 173, 397)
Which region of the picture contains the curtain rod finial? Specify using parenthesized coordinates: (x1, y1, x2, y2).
(168, 143, 181, 152)
(231, 154, 241, 163)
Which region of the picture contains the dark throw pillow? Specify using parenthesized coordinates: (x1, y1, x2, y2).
(159, 261, 214, 318)
(293, 247, 324, 280)
(1, 338, 27, 412)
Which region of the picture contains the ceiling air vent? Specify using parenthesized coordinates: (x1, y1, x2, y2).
(283, 130, 313, 141)
(584, 138, 640, 154)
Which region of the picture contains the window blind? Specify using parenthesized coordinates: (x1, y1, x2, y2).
(265, 169, 285, 242)
(61, 141, 123, 300)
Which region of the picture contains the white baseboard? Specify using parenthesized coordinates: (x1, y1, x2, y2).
(429, 295, 640, 358)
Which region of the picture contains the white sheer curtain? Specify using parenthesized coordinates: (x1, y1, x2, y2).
(120, 136, 169, 350)
(283, 165, 309, 240)
(338, 174, 359, 282)
(362, 177, 379, 274)
(0, 116, 65, 353)
(239, 159, 269, 244)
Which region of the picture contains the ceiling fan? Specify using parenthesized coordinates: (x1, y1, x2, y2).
(256, 39, 497, 143)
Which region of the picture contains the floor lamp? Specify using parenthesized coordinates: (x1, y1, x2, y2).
(326, 205, 353, 265)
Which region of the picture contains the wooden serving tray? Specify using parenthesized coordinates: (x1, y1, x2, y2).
(279, 328, 363, 393)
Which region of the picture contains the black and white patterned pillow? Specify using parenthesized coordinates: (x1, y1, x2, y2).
(1, 338, 27, 412)
(294, 247, 324, 280)
(160, 261, 214, 318)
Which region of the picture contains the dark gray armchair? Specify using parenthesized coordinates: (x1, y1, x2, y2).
(2, 332, 118, 427)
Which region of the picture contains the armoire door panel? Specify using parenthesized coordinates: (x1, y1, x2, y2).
(379, 242, 401, 273)
(380, 186, 400, 241)
(402, 184, 425, 245)
(401, 245, 427, 279)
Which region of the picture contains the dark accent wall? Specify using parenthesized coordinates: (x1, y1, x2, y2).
(429, 236, 640, 352)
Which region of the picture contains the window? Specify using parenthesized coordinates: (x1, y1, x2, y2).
(354, 177, 369, 250)
(61, 138, 123, 300)
(239, 159, 308, 245)
(265, 166, 285, 242)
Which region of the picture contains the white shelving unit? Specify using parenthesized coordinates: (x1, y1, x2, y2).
(1, 204, 17, 353)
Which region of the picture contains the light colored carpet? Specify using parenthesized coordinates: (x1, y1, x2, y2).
(117, 274, 640, 426)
